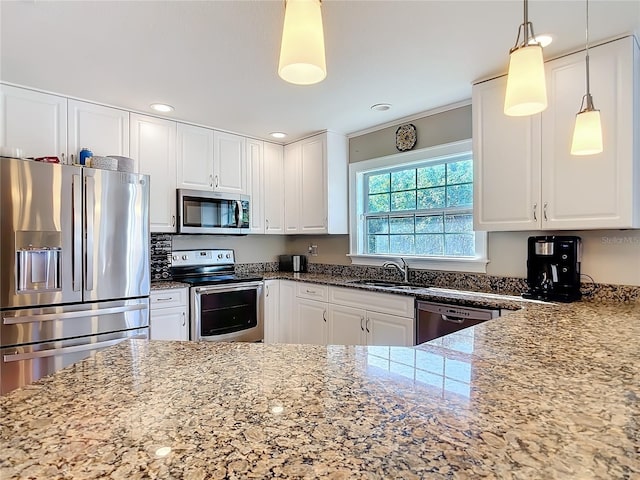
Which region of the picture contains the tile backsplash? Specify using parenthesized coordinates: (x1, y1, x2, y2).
(150, 233, 172, 281)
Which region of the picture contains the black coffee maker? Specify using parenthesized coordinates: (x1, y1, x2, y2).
(522, 236, 582, 302)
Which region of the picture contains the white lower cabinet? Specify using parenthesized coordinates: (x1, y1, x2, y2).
(269, 281, 415, 346)
(276, 280, 297, 344)
(263, 279, 280, 344)
(328, 304, 366, 345)
(296, 298, 328, 345)
(150, 288, 189, 341)
(366, 311, 415, 347)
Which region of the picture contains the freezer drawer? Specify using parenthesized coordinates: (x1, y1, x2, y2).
(1, 327, 148, 395)
(1, 298, 149, 348)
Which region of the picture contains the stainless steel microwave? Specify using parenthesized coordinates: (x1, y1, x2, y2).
(177, 189, 250, 234)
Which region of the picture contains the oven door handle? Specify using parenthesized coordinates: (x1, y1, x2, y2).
(194, 281, 263, 294)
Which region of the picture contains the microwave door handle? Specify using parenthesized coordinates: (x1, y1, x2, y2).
(235, 200, 242, 227)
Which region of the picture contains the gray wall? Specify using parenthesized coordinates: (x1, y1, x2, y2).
(349, 105, 472, 163)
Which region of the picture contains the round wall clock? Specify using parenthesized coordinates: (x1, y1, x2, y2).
(395, 124, 417, 151)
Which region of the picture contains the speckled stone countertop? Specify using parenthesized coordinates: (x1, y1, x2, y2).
(150, 281, 189, 291)
(263, 272, 538, 310)
(2, 299, 639, 479)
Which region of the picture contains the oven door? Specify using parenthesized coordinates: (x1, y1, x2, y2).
(192, 281, 263, 342)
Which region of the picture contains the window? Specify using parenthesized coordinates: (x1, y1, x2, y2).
(349, 139, 488, 273)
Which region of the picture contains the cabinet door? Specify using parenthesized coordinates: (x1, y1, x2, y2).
(0, 85, 67, 161)
(213, 131, 246, 194)
(472, 76, 542, 231)
(130, 114, 177, 232)
(278, 280, 297, 343)
(68, 100, 129, 160)
(295, 298, 327, 345)
(541, 37, 638, 229)
(150, 306, 188, 341)
(176, 123, 214, 191)
(263, 142, 285, 234)
(328, 304, 366, 346)
(299, 136, 328, 233)
(366, 311, 414, 347)
(247, 139, 264, 233)
(263, 280, 279, 344)
(283, 142, 301, 233)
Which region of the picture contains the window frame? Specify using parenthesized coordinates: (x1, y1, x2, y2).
(348, 139, 488, 273)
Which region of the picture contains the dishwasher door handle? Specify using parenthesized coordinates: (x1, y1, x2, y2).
(441, 314, 465, 324)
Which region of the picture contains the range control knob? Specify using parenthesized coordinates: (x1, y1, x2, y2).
(217, 253, 223, 259)
(172, 255, 178, 261)
(182, 255, 188, 260)
(226, 253, 231, 259)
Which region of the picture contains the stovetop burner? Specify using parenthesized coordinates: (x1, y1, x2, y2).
(169, 249, 263, 286)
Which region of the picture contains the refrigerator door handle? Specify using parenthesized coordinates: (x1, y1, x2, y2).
(2, 303, 148, 325)
(72, 174, 82, 292)
(3, 336, 139, 362)
(85, 175, 95, 292)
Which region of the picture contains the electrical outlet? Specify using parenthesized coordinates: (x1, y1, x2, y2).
(308, 244, 318, 256)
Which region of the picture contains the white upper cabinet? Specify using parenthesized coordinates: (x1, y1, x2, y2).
(68, 100, 129, 161)
(541, 37, 639, 229)
(473, 36, 640, 231)
(176, 123, 215, 191)
(213, 131, 246, 195)
(473, 76, 542, 231)
(247, 138, 264, 234)
(0, 84, 67, 161)
(130, 113, 177, 232)
(283, 131, 348, 235)
(263, 142, 285, 234)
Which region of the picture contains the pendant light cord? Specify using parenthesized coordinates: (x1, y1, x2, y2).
(585, 0, 591, 100)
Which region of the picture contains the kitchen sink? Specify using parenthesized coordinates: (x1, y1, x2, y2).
(347, 279, 426, 291)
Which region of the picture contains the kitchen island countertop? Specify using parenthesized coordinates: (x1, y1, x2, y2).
(1, 299, 638, 479)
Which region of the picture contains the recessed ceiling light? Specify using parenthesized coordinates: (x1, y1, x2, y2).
(270, 132, 287, 139)
(371, 103, 392, 112)
(150, 103, 174, 113)
(529, 34, 554, 48)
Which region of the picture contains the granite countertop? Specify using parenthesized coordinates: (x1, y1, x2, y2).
(1, 300, 639, 478)
(263, 272, 536, 310)
(150, 281, 189, 291)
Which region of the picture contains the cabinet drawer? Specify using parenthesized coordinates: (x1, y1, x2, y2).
(296, 283, 329, 302)
(329, 286, 414, 318)
(150, 287, 188, 310)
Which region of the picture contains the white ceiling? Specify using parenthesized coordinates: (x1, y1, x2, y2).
(1, 1, 638, 143)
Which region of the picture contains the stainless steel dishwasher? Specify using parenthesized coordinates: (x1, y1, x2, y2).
(416, 301, 500, 344)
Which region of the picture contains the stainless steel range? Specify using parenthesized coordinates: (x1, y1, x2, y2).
(170, 250, 263, 342)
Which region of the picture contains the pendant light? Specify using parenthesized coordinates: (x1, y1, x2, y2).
(570, 0, 603, 155)
(278, 0, 326, 85)
(504, 0, 548, 116)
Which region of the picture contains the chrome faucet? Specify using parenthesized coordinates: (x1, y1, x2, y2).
(382, 258, 409, 283)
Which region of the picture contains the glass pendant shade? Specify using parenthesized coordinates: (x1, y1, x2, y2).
(278, 0, 326, 85)
(571, 109, 603, 155)
(504, 44, 548, 116)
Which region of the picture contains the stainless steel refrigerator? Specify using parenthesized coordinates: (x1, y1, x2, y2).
(1, 157, 150, 394)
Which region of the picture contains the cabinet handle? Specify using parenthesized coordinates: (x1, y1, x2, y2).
(322, 310, 327, 322)
(533, 203, 537, 221)
(266, 285, 270, 297)
(305, 289, 316, 294)
(209, 174, 213, 188)
(365, 318, 370, 333)
(543, 202, 548, 222)
(265, 219, 269, 229)
(360, 316, 365, 332)
(214, 175, 219, 188)
(61, 152, 66, 164)
(155, 297, 173, 302)
(182, 311, 186, 327)
(172, 215, 176, 227)
(70, 154, 75, 165)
